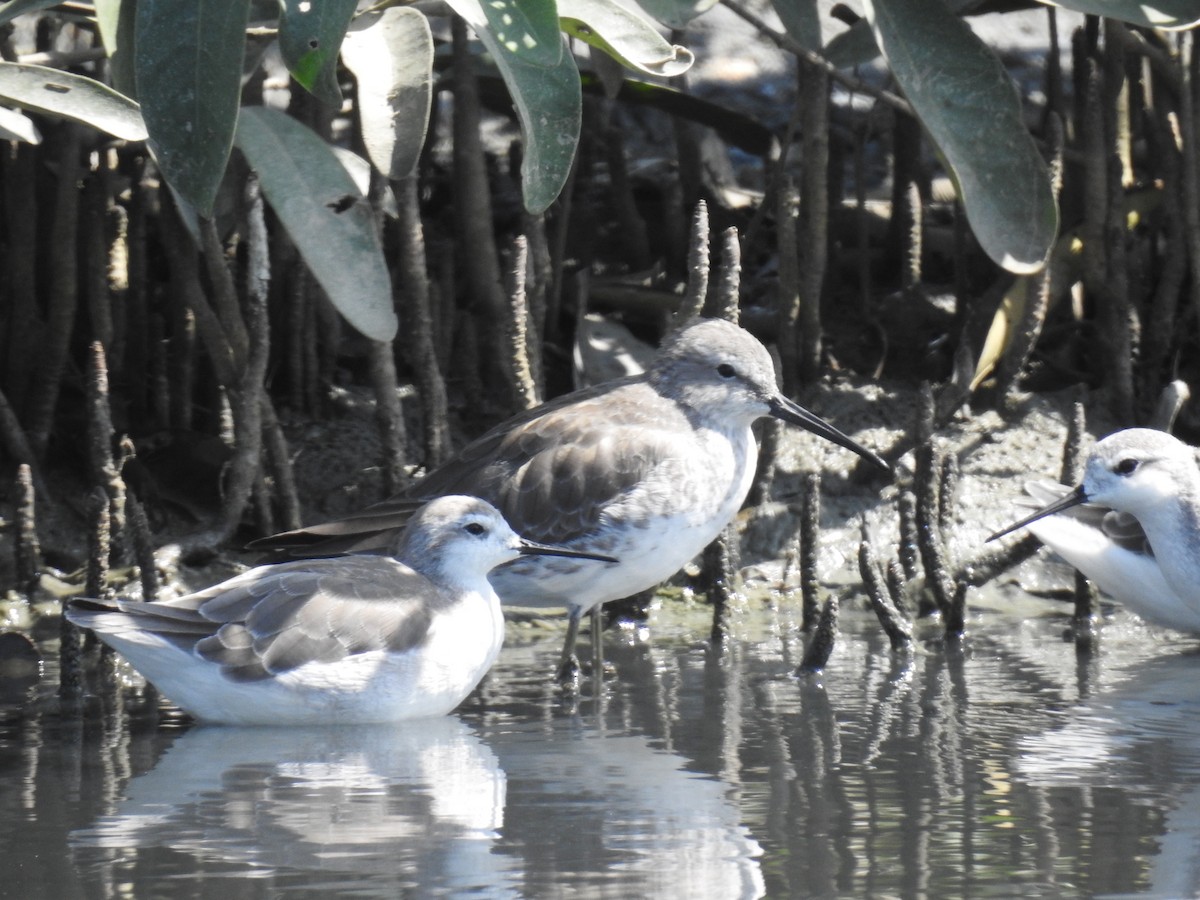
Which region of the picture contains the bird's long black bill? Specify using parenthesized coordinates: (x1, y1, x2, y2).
(519, 540, 618, 564)
(986, 484, 1088, 542)
(769, 396, 890, 472)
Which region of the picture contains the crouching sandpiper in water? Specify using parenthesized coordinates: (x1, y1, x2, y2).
(66, 496, 616, 724)
(989, 428, 1200, 633)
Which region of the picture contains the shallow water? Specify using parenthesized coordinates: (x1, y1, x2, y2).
(4, 593, 1200, 900)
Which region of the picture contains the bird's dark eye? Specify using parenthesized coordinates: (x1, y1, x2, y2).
(1114, 458, 1139, 476)
(465, 522, 486, 536)
(716, 363, 736, 379)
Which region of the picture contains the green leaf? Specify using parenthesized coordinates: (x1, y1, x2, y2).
(454, 0, 581, 214)
(632, 0, 719, 29)
(278, 0, 357, 106)
(0, 0, 59, 26)
(864, 0, 1058, 273)
(234, 107, 397, 342)
(95, 0, 138, 99)
(490, 39, 581, 214)
(135, 0, 250, 217)
(559, 0, 693, 78)
(824, 0, 979, 70)
(1040, 0, 1200, 29)
(770, 0, 822, 52)
(341, 6, 433, 180)
(447, 0, 563, 68)
(0, 105, 39, 143)
(0, 62, 147, 140)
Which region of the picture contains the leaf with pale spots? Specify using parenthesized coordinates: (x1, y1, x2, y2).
(135, 0, 250, 216)
(235, 107, 397, 341)
(448, 0, 580, 214)
(558, 0, 693, 78)
(341, 6, 433, 180)
(278, 0, 358, 107)
(446, 0, 562, 68)
(0, 62, 146, 141)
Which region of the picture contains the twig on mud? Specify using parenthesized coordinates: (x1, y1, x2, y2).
(709, 227, 741, 323)
(859, 518, 912, 651)
(798, 593, 839, 674)
(674, 200, 710, 328)
(15, 463, 42, 595)
(506, 235, 541, 410)
(126, 490, 158, 602)
(799, 472, 822, 632)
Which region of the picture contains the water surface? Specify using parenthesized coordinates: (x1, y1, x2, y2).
(3, 595, 1198, 899)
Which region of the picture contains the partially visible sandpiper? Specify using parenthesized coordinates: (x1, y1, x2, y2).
(253, 318, 889, 681)
(66, 496, 616, 724)
(989, 428, 1200, 633)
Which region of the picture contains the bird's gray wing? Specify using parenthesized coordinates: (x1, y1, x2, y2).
(251, 377, 685, 552)
(68, 558, 447, 682)
(417, 382, 688, 542)
(245, 378, 637, 557)
(246, 505, 426, 556)
(1101, 509, 1153, 555)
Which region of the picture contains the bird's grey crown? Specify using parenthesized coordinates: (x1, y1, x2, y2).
(1089, 428, 1195, 474)
(652, 319, 773, 379)
(390, 495, 513, 576)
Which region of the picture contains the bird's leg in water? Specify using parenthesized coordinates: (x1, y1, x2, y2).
(590, 605, 604, 688)
(556, 607, 582, 688)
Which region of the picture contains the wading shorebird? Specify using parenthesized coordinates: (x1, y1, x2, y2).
(66, 496, 616, 724)
(252, 318, 889, 682)
(988, 428, 1200, 633)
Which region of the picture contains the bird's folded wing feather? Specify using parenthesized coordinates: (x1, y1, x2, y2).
(425, 407, 687, 541)
(253, 379, 687, 552)
(68, 558, 446, 681)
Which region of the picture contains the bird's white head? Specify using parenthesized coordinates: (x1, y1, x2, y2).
(392, 496, 619, 587)
(1081, 428, 1200, 518)
(394, 496, 525, 582)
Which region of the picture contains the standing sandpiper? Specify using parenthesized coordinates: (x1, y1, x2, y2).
(989, 428, 1200, 633)
(254, 318, 889, 681)
(66, 496, 616, 724)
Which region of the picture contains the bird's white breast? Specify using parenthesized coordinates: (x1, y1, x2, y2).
(1029, 515, 1200, 632)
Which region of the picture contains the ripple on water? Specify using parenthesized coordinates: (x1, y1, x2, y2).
(4, 593, 1200, 898)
